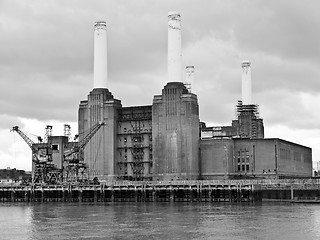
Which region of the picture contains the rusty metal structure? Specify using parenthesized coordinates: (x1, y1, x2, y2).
(117, 107, 153, 181)
(11, 126, 63, 184)
(63, 121, 105, 182)
(11, 122, 104, 184)
(129, 120, 147, 180)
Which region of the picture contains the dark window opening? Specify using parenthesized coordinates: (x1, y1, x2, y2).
(52, 144, 59, 151)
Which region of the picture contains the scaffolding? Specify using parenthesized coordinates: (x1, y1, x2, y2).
(236, 101, 260, 118)
(118, 107, 152, 181)
(234, 101, 263, 139)
(129, 120, 145, 180)
(64, 124, 72, 141)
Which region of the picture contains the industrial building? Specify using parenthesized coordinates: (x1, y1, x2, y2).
(13, 12, 312, 184)
(200, 138, 312, 180)
(77, 12, 312, 181)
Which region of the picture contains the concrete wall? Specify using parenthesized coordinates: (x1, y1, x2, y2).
(152, 82, 199, 180)
(234, 139, 275, 178)
(233, 139, 312, 178)
(200, 138, 312, 179)
(276, 139, 312, 177)
(256, 119, 264, 138)
(200, 139, 234, 179)
(79, 88, 121, 181)
(50, 136, 69, 169)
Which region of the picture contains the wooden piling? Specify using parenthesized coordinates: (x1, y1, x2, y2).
(11, 189, 15, 202)
(0, 180, 288, 203)
(93, 187, 97, 202)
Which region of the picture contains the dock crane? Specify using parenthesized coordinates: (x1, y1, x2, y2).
(63, 121, 105, 183)
(11, 126, 62, 184)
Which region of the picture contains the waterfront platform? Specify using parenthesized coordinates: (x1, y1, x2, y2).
(1, 179, 320, 203)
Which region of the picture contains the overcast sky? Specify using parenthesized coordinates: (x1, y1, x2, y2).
(1, 0, 319, 171)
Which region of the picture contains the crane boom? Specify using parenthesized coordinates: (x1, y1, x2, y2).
(63, 121, 105, 183)
(79, 121, 105, 150)
(64, 121, 105, 158)
(11, 126, 38, 152)
(11, 126, 61, 184)
(11, 126, 51, 163)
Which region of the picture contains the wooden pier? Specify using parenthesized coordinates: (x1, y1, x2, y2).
(2, 179, 320, 203)
(0, 181, 258, 203)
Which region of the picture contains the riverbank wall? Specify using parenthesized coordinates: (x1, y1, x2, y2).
(1, 179, 319, 203)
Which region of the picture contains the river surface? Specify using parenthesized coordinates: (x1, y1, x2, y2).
(1, 201, 320, 240)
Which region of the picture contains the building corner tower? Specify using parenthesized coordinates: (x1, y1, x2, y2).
(78, 21, 121, 181)
(152, 12, 200, 181)
(232, 61, 264, 139)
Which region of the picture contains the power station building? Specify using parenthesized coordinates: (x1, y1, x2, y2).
(77, 12, 312, 181)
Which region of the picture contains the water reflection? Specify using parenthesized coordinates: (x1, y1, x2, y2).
(1, 202, 320, 240)
(0, 203, 33, 240)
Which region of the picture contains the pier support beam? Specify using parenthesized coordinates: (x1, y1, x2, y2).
(170, 188, 174, 202)
(101, 186, 105, 202)
(62, 188, 66, 202)
(153, 189, 158, 202)
(94, 188, 98, 202)
(111, 189, 114, 202)
(11, 190, 15, 202)
(41, 189, 44, 202)
(78, 190, 83, 202)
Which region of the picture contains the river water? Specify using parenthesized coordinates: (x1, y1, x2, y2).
(1, 202, 320, 240)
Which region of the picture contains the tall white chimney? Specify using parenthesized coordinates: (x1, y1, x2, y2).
(185, 66, 194, 93)
(168, 11, 182, 83)
(93, 21, 108, 89)
(241, 60, 252, 104)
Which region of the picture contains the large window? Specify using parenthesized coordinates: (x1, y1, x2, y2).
(237, 149, 250, 173)
(280, 148, 291, 160)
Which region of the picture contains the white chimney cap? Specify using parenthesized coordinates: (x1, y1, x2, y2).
(168, 11, 180, 15)
(94, 21, 106, 27)
(242, 60, 251, 67)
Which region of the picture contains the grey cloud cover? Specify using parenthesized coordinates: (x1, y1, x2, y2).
(0, 0, 319, 169)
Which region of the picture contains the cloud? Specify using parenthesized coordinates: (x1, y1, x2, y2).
(0, 72, 90, 121)
(0, 114, 25, 130)
(261, 90, 319, 128)
(0, 0, 319, 168)
(228, 1, 320, 63)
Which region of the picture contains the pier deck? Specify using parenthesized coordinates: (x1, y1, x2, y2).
(1, 179, 320, 202)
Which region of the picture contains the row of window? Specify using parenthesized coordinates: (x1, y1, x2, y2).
(280, 148, 291, 160)
(237, 164, 250, 172)
(120, 146, 152, 152)
(237, 156, 250, 163)
(119, 150, 153, 160)
(237, 150, 250, 173)
(120, 136, 152, 143)
(120, 128, 151, 133)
